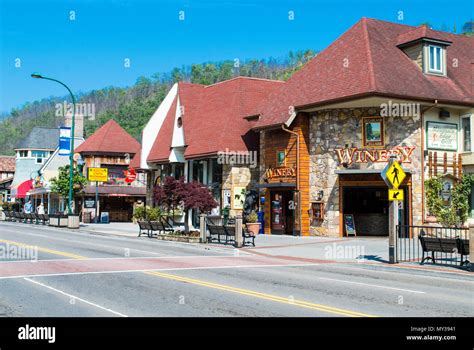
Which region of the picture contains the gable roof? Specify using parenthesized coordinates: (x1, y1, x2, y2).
(147, 77, 283, 163)
(75, 119, 140, 155)
(254, 18, 474, 129)
(16, 127, 59, 150)
(0, 156, 15, 173)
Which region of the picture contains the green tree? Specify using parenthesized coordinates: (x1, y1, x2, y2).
(50, 165, 87, 209)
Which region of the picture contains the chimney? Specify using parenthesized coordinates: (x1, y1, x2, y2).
(64, 114, 84, 139)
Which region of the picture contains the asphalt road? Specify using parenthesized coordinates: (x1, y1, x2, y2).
(0, 221, 473, 317)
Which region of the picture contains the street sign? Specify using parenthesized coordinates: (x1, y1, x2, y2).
(388, 189, 404, 201)
(87, 167, 108, 182)
(381, 161, 406, 189)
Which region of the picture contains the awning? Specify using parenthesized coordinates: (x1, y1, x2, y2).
(11, 179, 33, 199)
(254, 182, 296, 189)
(83, 185, 146, 197)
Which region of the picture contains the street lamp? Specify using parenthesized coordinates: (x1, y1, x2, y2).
(31, 72, 76, 214)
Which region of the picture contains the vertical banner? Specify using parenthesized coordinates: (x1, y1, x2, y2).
(59, 127, 72, 156)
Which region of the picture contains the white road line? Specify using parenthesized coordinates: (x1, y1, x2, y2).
(23, 277, 128, 317)
(0, 263, 320, 280)
(316, 276, 426, 294)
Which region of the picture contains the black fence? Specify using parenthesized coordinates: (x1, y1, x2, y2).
(396, 225, 470, 267)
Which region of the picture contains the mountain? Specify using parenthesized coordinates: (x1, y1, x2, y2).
(0, 50, 316, 156)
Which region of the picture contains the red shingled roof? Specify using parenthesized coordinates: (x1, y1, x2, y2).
(75, 119, 140, 155)
(0, 156, 15, 173)
(147, 77, 283, 163)
(396, 25, 452, 47)
(129, 148, 141, 169)
(254, 18, 474, 129)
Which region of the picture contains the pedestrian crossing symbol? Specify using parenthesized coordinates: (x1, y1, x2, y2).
(381, 161, 406, 189)
(388, 189, 404, 201)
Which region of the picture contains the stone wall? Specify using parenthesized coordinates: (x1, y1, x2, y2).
(222, 163, 259, 217)
(309, 107, 423, 237)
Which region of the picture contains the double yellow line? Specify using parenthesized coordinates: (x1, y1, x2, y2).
(1, 238, 376, 317)
(0, 239, 86, 260)
(145, 271, 375, 317)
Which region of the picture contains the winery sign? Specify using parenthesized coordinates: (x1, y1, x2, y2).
(335, 146, 416, 166)
(264, 167, 296, 179)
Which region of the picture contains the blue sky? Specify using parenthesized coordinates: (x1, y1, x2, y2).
(0, 0, 472, 113)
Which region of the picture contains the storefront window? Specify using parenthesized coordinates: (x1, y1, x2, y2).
(192, 161, 204, 183)
(462, 116, 471, 152)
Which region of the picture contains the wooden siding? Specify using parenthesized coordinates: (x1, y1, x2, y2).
(261, 114, 310, 236)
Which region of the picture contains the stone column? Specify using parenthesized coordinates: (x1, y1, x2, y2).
(235, 215, 243, 248)
(200, 214, 207, 244)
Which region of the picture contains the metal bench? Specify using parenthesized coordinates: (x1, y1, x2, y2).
(138, 221, 152, 237)
(160, 217, 175, 234)
(456, 238, 470, 266)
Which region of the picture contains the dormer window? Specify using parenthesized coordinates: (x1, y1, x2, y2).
(428, 45, 444, 74)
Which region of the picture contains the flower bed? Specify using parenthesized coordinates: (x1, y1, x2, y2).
(154, 230, 201, 243)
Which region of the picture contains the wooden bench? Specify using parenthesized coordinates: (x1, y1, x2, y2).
(419, 235, 461, 265)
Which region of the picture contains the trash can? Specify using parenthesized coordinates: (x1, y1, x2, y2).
(100, 212, 110, 224)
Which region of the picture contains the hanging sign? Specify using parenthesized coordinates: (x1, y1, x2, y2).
(58, 127, 72, 156)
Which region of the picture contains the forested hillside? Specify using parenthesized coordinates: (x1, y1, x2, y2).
(0, 50, 316, 155)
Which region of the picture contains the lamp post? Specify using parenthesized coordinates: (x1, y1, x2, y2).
(31, 73, 76, 214)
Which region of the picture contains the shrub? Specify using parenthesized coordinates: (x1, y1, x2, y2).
(133, 206, 161, 221)
(246, 210, 258, 223)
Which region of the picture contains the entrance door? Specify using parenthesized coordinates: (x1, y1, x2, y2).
(270, 191, 294, 235)
(343, 187, 389, 236)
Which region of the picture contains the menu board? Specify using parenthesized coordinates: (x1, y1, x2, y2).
(426, 122, 458, 151)
(344, 214, 356, 236)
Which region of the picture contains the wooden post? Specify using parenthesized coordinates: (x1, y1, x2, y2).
(199, 214, 207, 244)
(443, 152, 447, 174)
(434, 152, 438, 176)
(458, 154, 463, 177)
(235, 215, 243, 248)
(453, 153, 457, 178)
(428, 151, 432, 178)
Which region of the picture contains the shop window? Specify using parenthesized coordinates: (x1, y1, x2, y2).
(211, 159, 223, 184)
(462, 116, 471, 152)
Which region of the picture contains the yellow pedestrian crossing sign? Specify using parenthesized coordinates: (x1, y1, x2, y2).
(381, 161, 406, 189)
(388, 189, 404, 201)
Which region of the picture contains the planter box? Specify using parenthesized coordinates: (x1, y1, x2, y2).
(49, 215, 69, 227)
(154, 234, 201, 243)
(68, 215, 80, 229)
